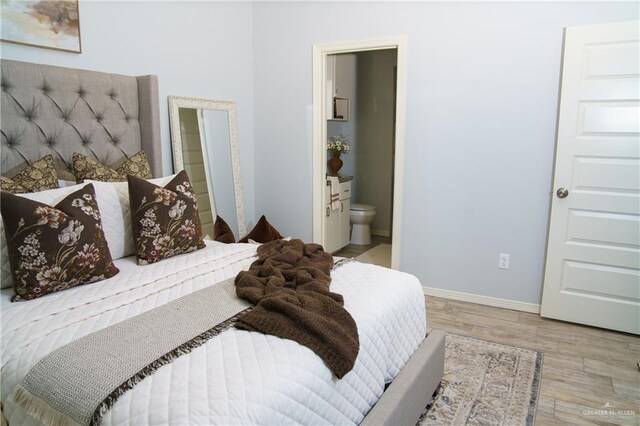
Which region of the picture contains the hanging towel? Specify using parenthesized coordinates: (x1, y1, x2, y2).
(328, 176, 340, 210)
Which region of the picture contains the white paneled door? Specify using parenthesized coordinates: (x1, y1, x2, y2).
(541, 21, 640, 334)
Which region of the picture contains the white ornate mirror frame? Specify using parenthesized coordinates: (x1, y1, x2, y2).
(168, 96, 247, 237)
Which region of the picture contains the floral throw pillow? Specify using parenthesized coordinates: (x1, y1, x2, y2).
(128, 170, 205, 265)
(0, 184, 119, 301)
(0, 155, 59, 193)
(72, 151, 152, 183)
(0, 176, 27, 194)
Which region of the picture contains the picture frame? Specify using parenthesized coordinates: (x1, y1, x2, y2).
(332, 97, 350, 121)
(1, 0, 82, 54)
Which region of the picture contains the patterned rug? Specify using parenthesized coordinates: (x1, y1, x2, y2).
(419, 334, 542, 425)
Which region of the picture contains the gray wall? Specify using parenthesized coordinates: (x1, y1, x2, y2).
(354, 50, 397, 237)
(252, 2, 638, 304)
(0, 1, 256, 226)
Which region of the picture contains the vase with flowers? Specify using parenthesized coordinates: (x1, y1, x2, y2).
(327, 135, 350, 176)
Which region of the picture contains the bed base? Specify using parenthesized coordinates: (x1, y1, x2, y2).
(361, 329, 446, 426)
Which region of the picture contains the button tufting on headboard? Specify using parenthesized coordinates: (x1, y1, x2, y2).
(1, 60, 162, 178)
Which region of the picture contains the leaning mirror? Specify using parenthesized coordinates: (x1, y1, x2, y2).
(168, 96, 246, 239)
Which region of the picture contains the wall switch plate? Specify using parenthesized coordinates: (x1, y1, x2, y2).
(499, 253, 510, 269)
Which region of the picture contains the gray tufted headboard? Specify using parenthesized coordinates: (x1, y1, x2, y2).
(1, 60, 162, 181)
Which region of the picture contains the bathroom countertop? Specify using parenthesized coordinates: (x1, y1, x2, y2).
(327, 175, 354, 183)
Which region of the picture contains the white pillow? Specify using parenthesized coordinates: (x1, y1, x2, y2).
(88, 174, 177, 260)
(1, 183, 87, 289)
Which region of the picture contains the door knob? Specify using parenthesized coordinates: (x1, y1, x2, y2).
(556, 188, 569, 199)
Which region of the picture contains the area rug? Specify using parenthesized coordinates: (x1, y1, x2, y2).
(356, 243, 391, 268)
(419, 333, 543, 426)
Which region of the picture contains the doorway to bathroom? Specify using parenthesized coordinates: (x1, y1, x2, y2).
(312, 37, 407, 270)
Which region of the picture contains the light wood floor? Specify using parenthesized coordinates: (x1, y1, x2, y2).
(425, 296, 640, 425)
(333, 235, 391, 258)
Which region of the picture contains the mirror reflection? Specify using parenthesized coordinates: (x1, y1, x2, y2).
(169, 97, 246, 239)
(201, 109, 239, 236)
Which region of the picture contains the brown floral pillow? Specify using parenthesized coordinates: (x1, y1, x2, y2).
(128, 170, 205, 265)
(0, 155, 59, 193)
(214, 215, 236, 243)
(0, 184, 119, 301)
(72, 151, 152, 183)
(238, 215, 284, 244)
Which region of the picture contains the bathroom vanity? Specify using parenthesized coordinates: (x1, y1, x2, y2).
(324, 179, 351, 253)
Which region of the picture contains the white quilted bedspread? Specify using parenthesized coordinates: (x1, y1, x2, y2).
(1, 242, 426, 425)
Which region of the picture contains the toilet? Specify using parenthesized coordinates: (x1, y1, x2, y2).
(349, 204, 376, 245)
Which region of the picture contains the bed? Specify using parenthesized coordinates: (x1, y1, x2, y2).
(0, 59, 444, 426)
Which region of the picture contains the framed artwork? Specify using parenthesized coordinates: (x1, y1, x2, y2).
(332, 97, 350, 121)
(1, 0, 82, 53)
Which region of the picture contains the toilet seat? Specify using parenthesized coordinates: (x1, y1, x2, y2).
(351, 203, 375, 212)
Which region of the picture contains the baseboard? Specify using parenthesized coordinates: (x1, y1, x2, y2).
(422, 286, 541, 314)
(371, 229, 390, 237)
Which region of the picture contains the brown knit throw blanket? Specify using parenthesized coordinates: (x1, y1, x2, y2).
(234, 239, 359, 378)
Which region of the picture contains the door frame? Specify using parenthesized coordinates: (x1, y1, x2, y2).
(312, 36, 407, 270)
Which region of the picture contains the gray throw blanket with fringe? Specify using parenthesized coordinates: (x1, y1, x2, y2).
(11, 278, 251, 426)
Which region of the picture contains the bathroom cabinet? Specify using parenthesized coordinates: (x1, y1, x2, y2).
(324, 181, 351, 253)
(326, 54, 354, 121)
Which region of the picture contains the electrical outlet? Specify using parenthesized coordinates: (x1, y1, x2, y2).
(499, 254, 510, 269)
